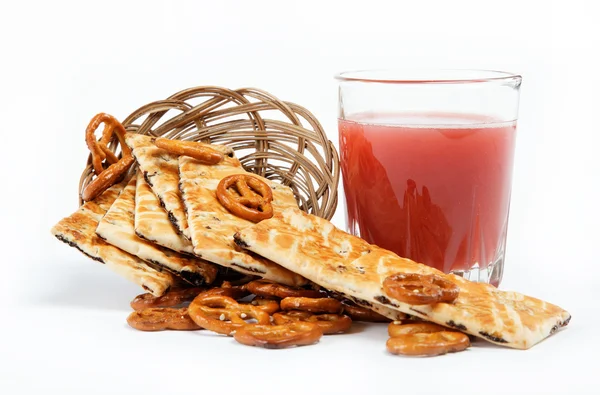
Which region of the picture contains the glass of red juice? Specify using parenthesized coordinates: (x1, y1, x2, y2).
(336, 70, 521, 286)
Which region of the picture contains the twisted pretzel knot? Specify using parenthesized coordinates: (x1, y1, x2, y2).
(386, 321, 470, 356)
(216, 174, 274, 222)
(188, 294, 270, 336)
(85, 113, 132, 176)
(234, 322, 322, 349)
(130, 287, 206, 311)
(82, 113, 135, 201)
(280, 297, 343, 314)
(383, 273, 459, 305)
(273, 311, 352, 335)
(126, 307, 201, 331)
(243, 280, 324, 299)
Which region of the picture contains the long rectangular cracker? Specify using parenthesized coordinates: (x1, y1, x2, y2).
(134, 171, 195, 254)
(96, 172, 219, 286)
(234, 208, 571, 349)
(51, 180, 175, 296)
(178, 155, 307, 286)
(125, 133, 234, 239)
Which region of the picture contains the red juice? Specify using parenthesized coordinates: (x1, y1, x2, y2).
(339, 113, 516, 277)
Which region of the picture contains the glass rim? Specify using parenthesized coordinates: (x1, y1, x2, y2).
(335, 69, 522, 85)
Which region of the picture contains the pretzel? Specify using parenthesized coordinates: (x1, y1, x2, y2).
(273, 311, 352, 335)
(386, 321, 469, 356)
(154, 138, 224, 164)
(217, 274, 257, 287)
(188, 294, 270, 336)
(234, 322, 323, 349)
(383, 273, 459, 305)
(126, 307, 201, 331)
(216, 174, 274, 222)
(280, 297, 343, 314)
(85, 113, 132, 175)
(130, 287, 206, 311)
(250, 298, 281, 314)
(81, 155, 135, 201)
(82, 113, 135, 201)
(341, 301, 391, 323)
(386, 332, 470, 356)
(199, 284, 250, 300)
(388, 322, 448, 338)
(244, 280, 324, 299)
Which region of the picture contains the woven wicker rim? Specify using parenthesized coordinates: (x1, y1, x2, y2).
(79, 86, 340, 220)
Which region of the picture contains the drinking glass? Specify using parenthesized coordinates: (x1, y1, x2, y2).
(336, 69, 521, 286)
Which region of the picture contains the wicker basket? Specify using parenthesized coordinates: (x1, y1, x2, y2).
(79, 86, 340, 220)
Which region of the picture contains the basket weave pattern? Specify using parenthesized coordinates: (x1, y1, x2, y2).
(79, 86, 340, 220)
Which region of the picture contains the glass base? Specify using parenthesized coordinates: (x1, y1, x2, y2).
(450, 256, 504, 287)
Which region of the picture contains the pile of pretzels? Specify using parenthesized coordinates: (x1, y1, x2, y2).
(127, 277, 375, 349)
(127, 274, 471, 355)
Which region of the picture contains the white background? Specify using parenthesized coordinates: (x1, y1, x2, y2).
(1, 0, 598, 394)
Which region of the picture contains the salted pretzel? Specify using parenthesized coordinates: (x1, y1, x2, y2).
(383, 273, 459, 305)
(244, 280, 324, 299)
(273, 311, 352, 335)
(82, 113, 135, 201)
(130, 287, 206, 311)
(126, 307, 201, 331)
(188, 294, 270, 336)
(154, 138, 224, 165)
(280, 297, 343, 314)
(216, 174, 273, 222)
(234, 322, 323, 349)
(341, 301, 391, 323)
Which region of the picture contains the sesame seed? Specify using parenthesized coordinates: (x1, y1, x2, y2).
(219, 313, 226, 321)
(240, 313, 247, 319)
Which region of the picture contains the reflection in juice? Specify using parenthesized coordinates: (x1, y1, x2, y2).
(339, 113, 516, 282)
